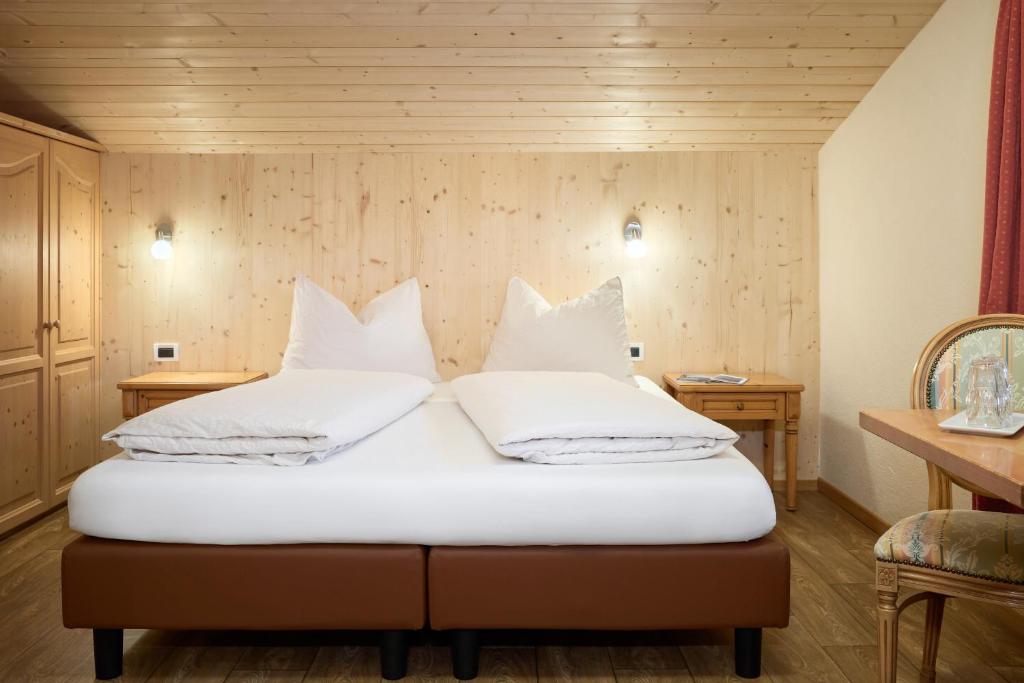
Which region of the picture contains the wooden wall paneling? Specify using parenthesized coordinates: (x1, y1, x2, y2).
(676, 152, 722, 371)
(97, 153, 133, 458)
(437, 154, 476, 371)
(188, 154, 250, 372)
(472, 153, 524, 363)
(246, 155, 315, 372)
(47, 139, 100, 502)
(311, 154, 356, 292)
(0, 125, 49, 533)
(363, 154, 416, 298)
(595, 152, 646, 354)
(130, 155, 184, 379)
(310, 152, 419, 333)
(98, 150, 821, 478)
(618, 153, 661, 371)
(98, 153, 252, 454)
(795, 151, 821, 466)
(409, 154, 459, 374)
(752, 155, 783, 380)
(646, 153, 685, 372)
(719, 152, 757, 372)
(753, 151, 799, 477)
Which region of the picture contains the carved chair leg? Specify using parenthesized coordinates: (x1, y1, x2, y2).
(919, 594, 946, 683)
(877, 586, 900, 683)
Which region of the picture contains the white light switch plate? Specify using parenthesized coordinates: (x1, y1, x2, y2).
(154, 342, 179, 362)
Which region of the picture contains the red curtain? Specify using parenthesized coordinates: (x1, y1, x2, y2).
(978, 0, 1024, 512)
(980, 0, 1023, 314)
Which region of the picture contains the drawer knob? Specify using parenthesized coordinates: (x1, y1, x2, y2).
(736, 402, 744, 411)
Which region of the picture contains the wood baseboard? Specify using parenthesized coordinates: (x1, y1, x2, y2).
(770, 479, 818, 492)
(0, 501, 67, 543)
(817, 477, 889, 535)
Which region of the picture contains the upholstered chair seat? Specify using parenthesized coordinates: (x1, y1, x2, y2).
(875, 510, 1024, 585)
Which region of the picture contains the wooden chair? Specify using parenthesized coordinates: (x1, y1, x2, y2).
(875, 313, 1024, 683)
(909, 313, 1024, 508)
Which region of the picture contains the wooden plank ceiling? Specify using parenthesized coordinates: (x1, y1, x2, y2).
(0, 0, 943, 153)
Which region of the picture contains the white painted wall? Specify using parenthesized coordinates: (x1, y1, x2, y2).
(818, 0, 998, 523)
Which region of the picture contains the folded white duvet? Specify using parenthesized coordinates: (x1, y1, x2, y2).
(452, 371, 739, 464)
(102, 369, 434, 465)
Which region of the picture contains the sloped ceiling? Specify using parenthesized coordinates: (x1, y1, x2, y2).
(0, 1, 943, 153)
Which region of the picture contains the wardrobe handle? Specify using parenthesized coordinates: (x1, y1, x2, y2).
(41, 321, 51, 330)
(52, 319, 60, 329)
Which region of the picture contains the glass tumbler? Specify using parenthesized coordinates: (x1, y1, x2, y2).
(965, 355, 1012, 429)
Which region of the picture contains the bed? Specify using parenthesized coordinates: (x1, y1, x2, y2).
(63, 377, 789, 679)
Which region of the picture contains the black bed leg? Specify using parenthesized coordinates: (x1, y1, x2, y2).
(450, 629, 480, 680)
(734, 627, 762, 679)
(380, 629, 409, 680)
(93, 628, 123, 680)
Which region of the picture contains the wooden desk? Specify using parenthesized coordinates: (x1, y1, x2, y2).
(860, 408, 1024, 509)
(664, 372, 804, 511)
(118, 371, 268, 418)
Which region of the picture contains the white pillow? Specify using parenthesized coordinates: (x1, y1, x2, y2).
(482, 277, 633, 382)
(281, 276, 441, 382)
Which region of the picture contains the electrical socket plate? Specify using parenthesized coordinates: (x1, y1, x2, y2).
(629, 342, 645, 361)
(154, 342, 179, 362)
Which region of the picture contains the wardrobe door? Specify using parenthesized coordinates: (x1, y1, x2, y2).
(48, 140, 100, 503)
(0, 126, 50, 534)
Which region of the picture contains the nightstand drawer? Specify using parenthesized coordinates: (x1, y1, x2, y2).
(695, 393, 785, 419)
(139, 389, 209, 414)
(119, 371, 269, 418)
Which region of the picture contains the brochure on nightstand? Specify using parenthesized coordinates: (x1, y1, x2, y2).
(677, 373, 749, 385)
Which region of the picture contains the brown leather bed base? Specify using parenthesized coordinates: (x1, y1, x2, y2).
(430, 537, 790, 679)
(62, 535, 789, 681)
(61, 537, 427, 680)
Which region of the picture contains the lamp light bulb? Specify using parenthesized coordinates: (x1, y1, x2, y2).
(151, 238, 173, 260)
(625, 238, 647, 259)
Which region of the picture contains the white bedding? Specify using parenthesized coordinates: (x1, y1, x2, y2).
(101, 369, 433, 465)
(70, 377, 776, 546)
(452, 371, 739, 464)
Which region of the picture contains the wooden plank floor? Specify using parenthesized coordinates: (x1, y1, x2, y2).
(1, 492, 1021, 682)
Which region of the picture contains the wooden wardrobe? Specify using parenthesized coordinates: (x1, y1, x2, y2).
(0, 114, 102, 536)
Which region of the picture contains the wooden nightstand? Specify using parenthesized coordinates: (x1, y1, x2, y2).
(118, 371, 269, 419)
(663, 372, 805, 511)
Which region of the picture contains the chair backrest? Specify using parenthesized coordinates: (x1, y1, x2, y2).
(911, 314, 1024, 410)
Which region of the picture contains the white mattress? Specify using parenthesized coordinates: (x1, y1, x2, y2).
(69, 377, 776, 546)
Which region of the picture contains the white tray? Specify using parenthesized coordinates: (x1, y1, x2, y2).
(937, 411, 1024, 437)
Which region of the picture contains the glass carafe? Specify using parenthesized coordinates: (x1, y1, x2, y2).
(965, 355, 1012, 429)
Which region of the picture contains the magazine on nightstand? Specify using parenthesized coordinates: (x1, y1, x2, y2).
(676, 373, 749, 385)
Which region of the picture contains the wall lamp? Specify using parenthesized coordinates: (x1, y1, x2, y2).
(151, 222, 174, 260)
(624, 218, 647, 259)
